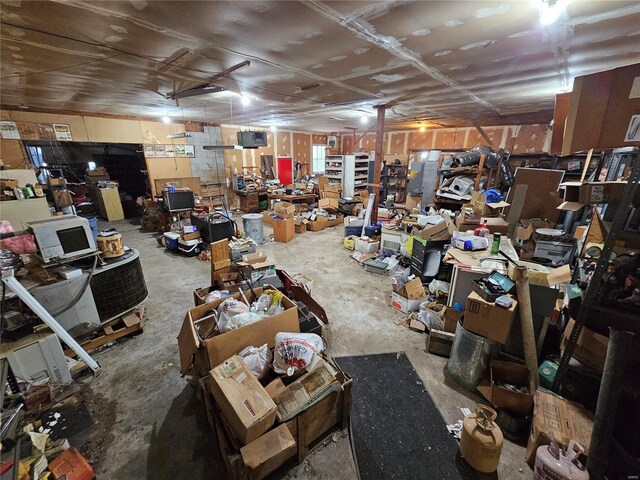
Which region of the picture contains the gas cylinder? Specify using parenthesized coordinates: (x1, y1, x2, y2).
(534, 440, 589, 480)
(459, 404, 503, 473)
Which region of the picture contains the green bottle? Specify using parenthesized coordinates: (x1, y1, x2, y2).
(490, 233, 501, 255)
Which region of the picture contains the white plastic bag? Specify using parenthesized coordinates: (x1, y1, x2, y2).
(205, 290, 230, 303)
(219, 312, 261, 333)
(273, 332, 324, 376)
(238, 344, 272, 380)
(417, 301, 445, 332)
(217, 298, 250, 332)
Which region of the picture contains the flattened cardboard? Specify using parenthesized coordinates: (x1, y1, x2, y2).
(240, 424, 297, 479)
(209, 355, 277, 445)
(403, 278, 426, 300)
(264, 378, 286, 401)
(526, 390, 593, 465)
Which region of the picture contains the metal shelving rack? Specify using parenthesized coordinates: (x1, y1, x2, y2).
(380, 162, 408, 203)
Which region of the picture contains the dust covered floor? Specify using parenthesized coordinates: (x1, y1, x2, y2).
(80, 218, 529, 479)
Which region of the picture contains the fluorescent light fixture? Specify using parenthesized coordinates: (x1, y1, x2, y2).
(360, 115, 368, 124)
(270, 126, 277, 132)
(167, 132, 191, 139)
(87, 161, 96, 170)
(241, 95, 251, 106)
(161, 115, 171, 124)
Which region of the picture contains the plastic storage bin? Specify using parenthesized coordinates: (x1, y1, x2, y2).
(178, 237, 202, 257)
(163, 232, 180, 252)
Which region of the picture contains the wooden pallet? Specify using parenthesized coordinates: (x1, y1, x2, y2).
(64, 312, 143, 357)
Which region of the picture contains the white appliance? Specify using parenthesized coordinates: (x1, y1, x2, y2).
(25, 215, 97, 263)
(31, 273, 101, 336)
(1, 332, 72, 384)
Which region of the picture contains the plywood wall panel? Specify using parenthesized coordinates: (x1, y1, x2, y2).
(146, 157, 192, 195)
(140, 121, 187, 145)
(293, 132, 310, 162)
(513, 124, 549, 153)
(0, 140, 29, 168)
(6, 111, 89, 141)
(83, 117, 143, 143)
(311, 134, 327, 145)
(407, 131, 433, 150)
(342, 135, 354, 154)
(434, 129, 459, 149)
(389, 132, 406, 153)
(277, 131, 291, 156)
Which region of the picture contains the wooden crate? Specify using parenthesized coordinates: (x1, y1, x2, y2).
(201, 356, 352, 480)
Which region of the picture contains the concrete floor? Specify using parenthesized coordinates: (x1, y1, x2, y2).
(80, 218, 531, 479)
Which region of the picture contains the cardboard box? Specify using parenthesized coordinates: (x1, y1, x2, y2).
(355, 237, 379, 254)
(482, 217, 509, 235)
(181, 231, 201, 241)
(464, 291, 517, 344)
(274, 201, 295, 218)
(395, 277, 426, 299)
(390, 290, 428, 314)
(193, 285, 232, 306)
(443, 306, 463, 333)
(240, 424, 297, 480)
(294, 219, 308, 234)
(477, 360, 534, 416)
(561, 318, 608, 374)
(307, 215, 343, 232)
(318, 198, 339, 211)
(178, 288, 299, 377)
(262, 211, 274, 225)
(237, 252, 277, 282)
(0, 179, 19, 191)
(579, 181, 626, 204)
(526, 390, 593, 465)
(414, 217, 456, 241)
(217, 271, 242, 291)
(209, 355, 277, 445)
(273, 217, 294, 243)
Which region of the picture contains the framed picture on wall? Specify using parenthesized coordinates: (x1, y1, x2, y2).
(184, 145, 195, 157)
(143, 145, 155, 158)
(17, 122, 39, 140)
(0, 121, 20, 139)
(53, 124, 73, 141)
(37, 123, 56, 140)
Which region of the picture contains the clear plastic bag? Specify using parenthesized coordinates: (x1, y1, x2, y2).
(217, 298, 250, 332)
(219, 312, 262, 333)
(238, 344, 273, 380)
(205, 290, 230, 303)
(417, 301, 445, 332)
(273, 332, 324, 376)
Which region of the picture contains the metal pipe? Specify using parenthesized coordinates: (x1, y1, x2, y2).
(587, 328, 634, 480)
(513, 265, 539, 391)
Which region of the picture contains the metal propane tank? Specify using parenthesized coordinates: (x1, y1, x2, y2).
(534, 440, 589, 480)
(459, 404, 504, 473)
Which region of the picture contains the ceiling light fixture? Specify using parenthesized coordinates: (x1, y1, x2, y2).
(270, 126, 277, 132)
(420, 126, 426, 132)
(161, 115, 171, 124)
(360, 115, 368, 125)
(167, 132, 191, 139)
(536, 0, 572, 25)
(241, 95, 251, 106)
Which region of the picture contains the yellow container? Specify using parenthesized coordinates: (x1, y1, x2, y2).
(460, 404, 503, 473)
(343, 236, 356, 250)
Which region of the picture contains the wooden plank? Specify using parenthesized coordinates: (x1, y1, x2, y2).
(474, 154, 486, 191)
(472, 122, 494, 147)
(579, 148, 594, 183)
(210, 239, 230, 264)
(64, 316, 142, 357)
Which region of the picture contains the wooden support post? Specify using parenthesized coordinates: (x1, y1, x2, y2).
(513, 266, 539, 392)
(371, 106, 387, 223)
(472, 122, 494, 147)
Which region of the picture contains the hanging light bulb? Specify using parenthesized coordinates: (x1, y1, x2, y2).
(360, 115, 368, 124)
(161, 115, 171, 124)
(241, 95, 251, 106)
(270, 125, 277, 132)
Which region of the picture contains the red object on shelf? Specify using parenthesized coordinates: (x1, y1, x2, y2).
(0, 461, 14, 475)
(48, 448, 95, 480)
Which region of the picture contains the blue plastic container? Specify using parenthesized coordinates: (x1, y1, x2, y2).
(364, 223, 382, 237)
(163, 232, 181, 252)
(345, 225, 363, 237)
(85, 216, 98, 242)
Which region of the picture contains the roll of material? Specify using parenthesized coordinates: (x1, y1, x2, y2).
(97, 229, 124, 258)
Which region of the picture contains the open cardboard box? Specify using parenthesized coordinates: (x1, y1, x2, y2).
(464, 291, 517, 344)
(274, 201, 295, 218)
(178, 287, 299, 377)
(561, 318, 609, 374)
(477, 360, 534, 416)
(236, 252, 277, 282)
(318, 198, 339, 211)
(413, 216, 456, 241)
(391, 278, 428, 314)
(307, 214, 343, 232)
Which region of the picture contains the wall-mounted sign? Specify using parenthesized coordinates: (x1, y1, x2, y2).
(17, 122, 39, 140)
(37, 123, 56, 140)
(53, 124, 72, 141)
(0, 121, 20, 139)
(142, 143, 196, 158)
(184, 145, 195, 157)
